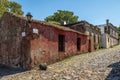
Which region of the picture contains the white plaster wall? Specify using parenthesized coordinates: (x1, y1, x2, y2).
(101, 33, 111, 48)
(98, 26, 105, 34)
(110, 37, 118, 46)
(106, 34, 110, 48)
(101, 33, 107, 48)
(98, 25, 118, 48)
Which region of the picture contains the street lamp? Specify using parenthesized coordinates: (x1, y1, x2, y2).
(26, 13, 39, 34)
(26, 12, 33, 23)
(22, 12, 33, 37)
(22, 12, 39, 39)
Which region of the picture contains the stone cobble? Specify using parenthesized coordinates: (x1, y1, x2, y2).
(0, 45, 120, 80)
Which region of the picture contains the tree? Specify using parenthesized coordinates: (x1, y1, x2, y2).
(9, 1, 23, 15)
(0, 0, 9, 18)
(45, 10, 79, 25)
(0, 0, 23, 18)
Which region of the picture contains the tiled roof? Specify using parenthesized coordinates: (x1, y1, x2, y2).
(32, 20, 86, 35)
(64, 20, 94, 27)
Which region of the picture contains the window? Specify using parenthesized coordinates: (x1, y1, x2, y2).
(105, 27, 107, 33)
(77, 38, 81, 51)
(58, 35, 65, 52)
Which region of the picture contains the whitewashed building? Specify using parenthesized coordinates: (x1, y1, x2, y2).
(97, 20, 119, 48)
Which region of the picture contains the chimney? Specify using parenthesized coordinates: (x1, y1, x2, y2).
(61, 20, 67, 25)
(63, 21, 67, 25)
(106, 19, 109, 26)
(105, 19, 109, 33)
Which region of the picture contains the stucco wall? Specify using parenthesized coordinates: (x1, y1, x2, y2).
(109, 37, 118, 47)
(101, 34, 107, 48)
(101, 33, 118, 48)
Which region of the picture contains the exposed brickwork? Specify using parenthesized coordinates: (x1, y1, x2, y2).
(0, 12, 26, 68)
(30, 22, 88, 68)
(0, 12, 89, 69)
(89, 38, 94, 52)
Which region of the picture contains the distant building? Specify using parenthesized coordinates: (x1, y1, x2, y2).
(65, 21, 101, 51)
(97, 19, 119, 48)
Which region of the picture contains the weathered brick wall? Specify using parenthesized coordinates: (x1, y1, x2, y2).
(0, 12, 89, 69)
(65, 32, 77, 56)
(58, 31, 78, 60)
(0, 12, 30, 69)
(30, 22, 88, 68)
(89, 38, 94, 52)
(78, 35, 89, 53)
(30, 23, 59, 67)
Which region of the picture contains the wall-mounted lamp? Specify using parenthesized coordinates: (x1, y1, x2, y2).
(22, 12, 39, 39)
(26, 12, 33, 23)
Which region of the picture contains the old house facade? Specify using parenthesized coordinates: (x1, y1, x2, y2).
(0, 12, 89, 69)
(98, 20, 119, 48)
(65, 21, 101, 52)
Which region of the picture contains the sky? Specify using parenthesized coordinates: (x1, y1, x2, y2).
(10, 0, 120, 26)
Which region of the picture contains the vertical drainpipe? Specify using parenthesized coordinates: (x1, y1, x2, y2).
(106, 19, 109, 48)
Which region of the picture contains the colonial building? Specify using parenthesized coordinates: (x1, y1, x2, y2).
(0, 12, 89, 69)
(97, 20, 119, 48)
(65, 21, 101, 51)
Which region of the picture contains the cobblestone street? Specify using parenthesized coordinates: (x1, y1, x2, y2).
(0, 45, 120, 80)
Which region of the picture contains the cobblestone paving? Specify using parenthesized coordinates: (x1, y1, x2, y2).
(0, 45, 120, 80)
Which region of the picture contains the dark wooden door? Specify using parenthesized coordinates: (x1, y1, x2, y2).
(77, 38, 81, 51)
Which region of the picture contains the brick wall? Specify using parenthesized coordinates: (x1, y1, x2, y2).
(30, 22, 88, 68)
(0, 12, 27, 68)
(0, 12, 89, 69)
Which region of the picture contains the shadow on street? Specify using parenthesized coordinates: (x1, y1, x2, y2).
(105, 61, 120, 80)
(0, 64, 25, 78)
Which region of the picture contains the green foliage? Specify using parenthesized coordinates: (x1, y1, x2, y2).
(94, 43, 99, 50)
(110, 45, 113, 48)
(47, 21, 60, 25)
(0, 0, 23, 18)
(9, 1, 23, 15)
(44, 10, 79, 25)
(99, 43, 102, 48)
(0, 0, 9, 18)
